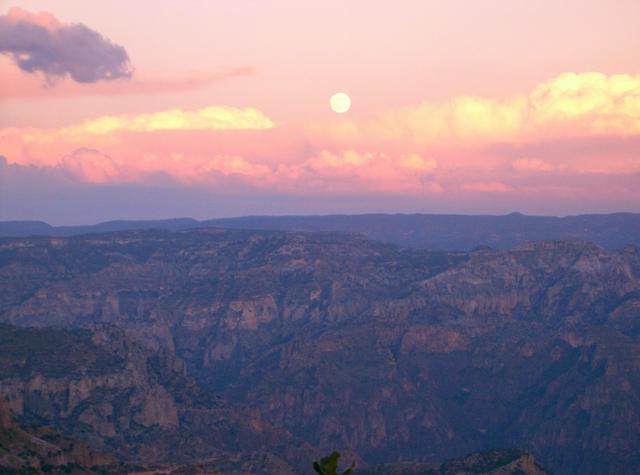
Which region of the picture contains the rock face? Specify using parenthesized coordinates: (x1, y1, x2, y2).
(358, 448, 550, 475)
(0, 323, 315, 473)
(1, 228, 640, 474)
(0, 324, 180, 434)
(0, 397, 114, 473)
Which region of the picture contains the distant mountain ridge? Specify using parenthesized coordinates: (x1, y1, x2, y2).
(0, 217, 198, 238)
(2, 212, 640, 250)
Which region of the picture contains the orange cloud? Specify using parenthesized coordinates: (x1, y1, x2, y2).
(312, 72, 640, 148)
(529, 73, 640, 133)
(60, 106, 275, 135)
(0, 106, 275, 158)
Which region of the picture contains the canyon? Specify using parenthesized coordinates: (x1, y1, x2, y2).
(1, 227, 639, 474)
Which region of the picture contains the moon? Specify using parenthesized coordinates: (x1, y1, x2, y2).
(330, 92, 351, 113)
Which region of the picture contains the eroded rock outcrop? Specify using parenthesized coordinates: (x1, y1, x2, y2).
(0, 397, 114, 473)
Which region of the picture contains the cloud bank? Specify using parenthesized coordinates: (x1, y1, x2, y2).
(314, 72, 640, 149)
(1, 72, 639, 209)
(0, 7, 132, 83)
(58, 106, 275, 135)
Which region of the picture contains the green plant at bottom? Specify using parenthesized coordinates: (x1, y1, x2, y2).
(312, 451, 355, 475)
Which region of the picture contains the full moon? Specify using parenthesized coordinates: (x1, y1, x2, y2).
(330, 92, 351, 113)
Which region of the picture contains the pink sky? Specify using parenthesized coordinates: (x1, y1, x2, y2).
(0, 1, 639, 223)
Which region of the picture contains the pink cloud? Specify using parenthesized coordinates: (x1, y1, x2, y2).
(512, 158, 554, 172)
(2, 7, 60, 31)
(1, 72, 639, 204)
(59, 148, 119, 183)
(461, 182, 514, 193)
(0, 59, 254, 98)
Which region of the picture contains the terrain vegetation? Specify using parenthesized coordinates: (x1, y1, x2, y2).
(1, 225, 639, 474)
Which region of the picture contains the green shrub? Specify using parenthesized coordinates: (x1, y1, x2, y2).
(312, 451, 355, 475)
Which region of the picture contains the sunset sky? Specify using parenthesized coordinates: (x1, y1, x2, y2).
(1, 0, 639, 224)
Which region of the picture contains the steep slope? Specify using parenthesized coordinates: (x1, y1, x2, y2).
(1, 229, 639, 474)
(359, 448, 550, 475)
(1, 396, 549, 475)
(0, 323, 317, 474)
(0, 397, 114, 473)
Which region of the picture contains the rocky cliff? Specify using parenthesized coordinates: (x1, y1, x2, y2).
(1, 228, 639, 474)
(0, 397, 115, 473)
(0, 323, 317, 473)
(358, 448, 550, 475)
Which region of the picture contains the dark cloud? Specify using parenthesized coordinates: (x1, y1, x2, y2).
(0, 7, 132, 83)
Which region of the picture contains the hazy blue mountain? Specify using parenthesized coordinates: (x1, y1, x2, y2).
(205, 212, 640, 250)
(0, 217, 198, 237)
(2, 212, 640, 250)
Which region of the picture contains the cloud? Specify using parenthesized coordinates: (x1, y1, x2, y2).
(312, 72, 640, 148)
(1, 72, 639, 204)
(460, 182, 513, 193)
(109, 67, 254, 95)
(512, 158, 554, 172)
(0, 106, 276, 151)
(529, 73, 640, 128)
(302, 150, 440, 193)
(0, 7, 132, 83)
(6, 154, 640, 225)
(58, 106, 275, 135)
(0, 60, 254, 98)
(59, 148, 119, 183)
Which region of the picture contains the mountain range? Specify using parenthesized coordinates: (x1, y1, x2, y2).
(2, 211, 640, 250)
